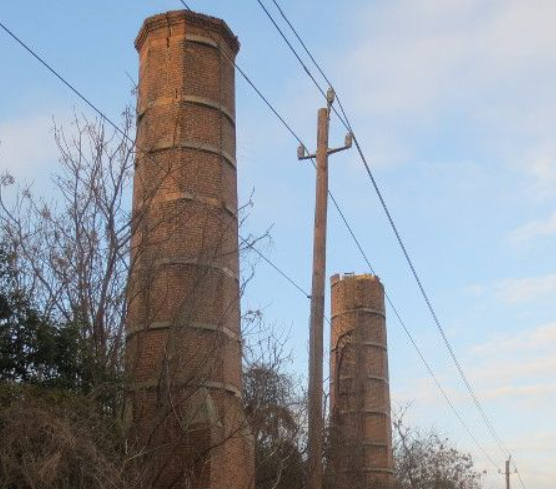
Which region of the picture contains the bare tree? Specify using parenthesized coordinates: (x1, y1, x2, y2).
(392, 406, 483, 489)
(0, 109, 136, 393)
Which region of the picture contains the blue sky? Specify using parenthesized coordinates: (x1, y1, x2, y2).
(1, 1, 555, 487)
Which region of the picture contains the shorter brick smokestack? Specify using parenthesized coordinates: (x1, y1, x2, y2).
(329, 273, 394, 489)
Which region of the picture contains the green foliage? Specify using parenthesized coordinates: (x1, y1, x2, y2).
(0, 244, 114, 393)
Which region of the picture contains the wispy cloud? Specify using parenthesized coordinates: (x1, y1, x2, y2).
(472, 321, 556, 356)
(469, 275, 556, 305)
(333, 0, 556, 182)
(469, 321, 556, 409)
(481, 382, 556, 403)
(526, 152, 556, 200)
(341, 0, 556, 116)
(496, 275, 556, 305)
(509, 209, 556, 245)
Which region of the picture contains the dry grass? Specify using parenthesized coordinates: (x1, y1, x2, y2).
(0, 386, 127, 489)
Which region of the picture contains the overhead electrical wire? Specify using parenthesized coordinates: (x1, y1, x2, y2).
(267, 0, 354, 131)
(516, 466, 527, 489)
(328, 192, 501, 470)
(253, 0, 529, 483)
(173, 0, 508, 473)
(240, 237, 310, 298)
(0, 21, 130, 145)
(175, 0, 504, 474)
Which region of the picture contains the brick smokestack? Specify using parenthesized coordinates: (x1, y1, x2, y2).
(329, 274, 394, 489)
(126, 10, 253, 489)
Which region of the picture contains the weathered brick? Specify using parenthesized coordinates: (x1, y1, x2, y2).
(126, 10, 254, 489)
(329, 274, 394, 489)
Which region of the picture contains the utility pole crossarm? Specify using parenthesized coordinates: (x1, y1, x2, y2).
(298, 151, 317, 161)
(327, 131, 353, 156)
(297, 131, 352, 160)
(300, 87, 352, 489)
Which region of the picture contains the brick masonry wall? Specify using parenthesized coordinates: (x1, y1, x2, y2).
(126, 10, 254, 489)
(329, 274, 394, 489)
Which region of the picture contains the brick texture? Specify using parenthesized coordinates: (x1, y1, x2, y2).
(126, 10, 254, 489)
(329, 274, 394, 489)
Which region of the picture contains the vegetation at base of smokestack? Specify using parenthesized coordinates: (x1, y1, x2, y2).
(0, 385, 127, 489)
(0, 111, 145, 488)
(324, 404, 484, 489)
(243, 329, 307, 489)
(393, 406, 483, 489)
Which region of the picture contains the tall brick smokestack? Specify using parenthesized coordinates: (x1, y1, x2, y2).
(126, 10, 253, 489)
(329, 274, 394, 489)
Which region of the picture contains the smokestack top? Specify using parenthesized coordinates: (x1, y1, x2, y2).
(135, 10, 240, 53)
(330, 273, 383, 287)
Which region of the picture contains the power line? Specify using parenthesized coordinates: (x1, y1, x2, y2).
(240, 237, 310, 298)
(175, 0, 504, 471)
(267, 0, 354, 130)
(255, 0, 329, 103)
(328, 189, 500, 471)
(0, 20, 131, 146)
(514, 463, 527, 489)
(257, 0, 353, 131)
(254, 0, 519, 471)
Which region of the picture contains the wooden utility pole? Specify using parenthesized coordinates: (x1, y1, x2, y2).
(505, 457, 512, 489)
(298, 88, 352, 489)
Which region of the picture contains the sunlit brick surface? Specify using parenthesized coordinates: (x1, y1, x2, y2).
(126, 10, 254, 489)
(330, 274, 394, 489)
